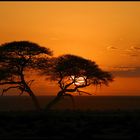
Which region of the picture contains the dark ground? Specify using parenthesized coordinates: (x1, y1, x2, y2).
(0, 109, 140, 139)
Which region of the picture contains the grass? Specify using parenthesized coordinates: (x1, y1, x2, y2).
(0, 109, 140, 139)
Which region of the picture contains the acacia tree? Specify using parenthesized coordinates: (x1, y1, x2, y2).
(0, 41, 52, 110)
(38, 54, 113, 109)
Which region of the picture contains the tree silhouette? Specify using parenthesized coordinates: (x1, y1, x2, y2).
(0, 41, 53, 110)
(38, 54, 113, 109)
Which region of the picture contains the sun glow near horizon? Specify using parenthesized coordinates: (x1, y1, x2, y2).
(0, 2, 140, 96)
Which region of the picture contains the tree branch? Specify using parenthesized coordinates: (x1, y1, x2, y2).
(65, 81, 91, 93)
(1, 86, 21, 96)
(58, 72, 64, 89)
(0, 81, 21, 85)
(84, 77, 90, 86)
(19, 89, 24, 96)
(64, 76, 75, 89)
(27, 80, 35, 87)
(76, 89, 92, 95)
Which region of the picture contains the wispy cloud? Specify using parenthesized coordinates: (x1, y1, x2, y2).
(123, 45, 140, 57)
(112, 66, 135, 71)
(131, 46, 140, 51)
(110, 66, 140, 77)
(107, 45, 117, 50)
(129, 54, 139, 57)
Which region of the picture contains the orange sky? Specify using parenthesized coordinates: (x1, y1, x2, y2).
(0, 2, 140, 96)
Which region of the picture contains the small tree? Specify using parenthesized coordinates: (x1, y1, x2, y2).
(0, 41, 53, 110)
(39, 54, 113, 109)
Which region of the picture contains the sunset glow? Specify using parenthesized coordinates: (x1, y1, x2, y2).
(0, 2, 140, 96)
(70, 76, 86, 86)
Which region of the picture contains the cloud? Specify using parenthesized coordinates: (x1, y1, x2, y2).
(131, 46, 140, 51)
(111, 66, 136, 71)
(129, 54, 139, 57)
(124, 45, 140, 57)
(125, 48, 134, 52)
(107, 45, 117, 50)
(110, 66, 140, 77)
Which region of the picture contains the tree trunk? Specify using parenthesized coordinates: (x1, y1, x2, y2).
(20, 73, 41, 111)
(23, 82, 41, 111)
(45, 90, 64, 110)
(27, 88, 41, 111)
